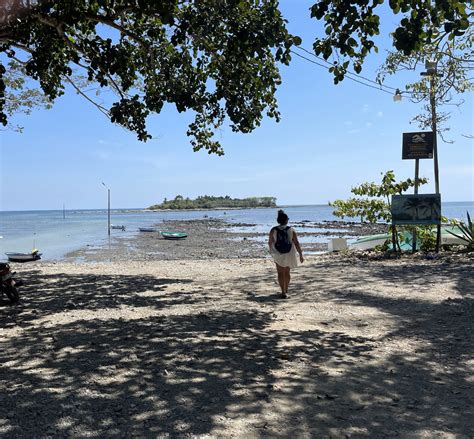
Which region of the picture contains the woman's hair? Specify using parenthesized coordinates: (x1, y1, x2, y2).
(277, 209, 289, 225)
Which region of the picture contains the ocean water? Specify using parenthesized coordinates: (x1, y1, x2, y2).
(0, 202, 472, 261)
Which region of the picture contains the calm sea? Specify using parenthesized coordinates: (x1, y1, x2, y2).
(0, 202, 472, 261)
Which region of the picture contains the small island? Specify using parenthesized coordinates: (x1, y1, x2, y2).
(148, 195, 277, 210)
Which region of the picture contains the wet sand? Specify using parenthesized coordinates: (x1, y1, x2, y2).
(65, 218, 388, 262)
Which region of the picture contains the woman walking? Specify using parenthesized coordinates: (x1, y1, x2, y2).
(268, 209, 304, 298)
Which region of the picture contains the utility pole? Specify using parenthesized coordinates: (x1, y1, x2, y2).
(102, 182, 111, 236)
(421, 60, 443, 252)
(107, 189, 110, 237)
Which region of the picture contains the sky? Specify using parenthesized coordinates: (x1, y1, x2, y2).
(0, 0, 472, 211)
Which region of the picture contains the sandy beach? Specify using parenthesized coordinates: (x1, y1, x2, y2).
(1, 220, 473, 438)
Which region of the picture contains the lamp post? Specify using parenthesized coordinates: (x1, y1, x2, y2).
(102, 182, 111, 236)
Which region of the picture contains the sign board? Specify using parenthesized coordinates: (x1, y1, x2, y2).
(402, 132, 434, 160)
(391, 194, 441, 225)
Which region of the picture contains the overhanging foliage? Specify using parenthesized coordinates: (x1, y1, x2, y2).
(311, 0, 473, 82)
(0, 1, 298, 154)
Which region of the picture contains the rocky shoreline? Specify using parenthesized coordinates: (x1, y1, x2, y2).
(65, 219, 388, 262)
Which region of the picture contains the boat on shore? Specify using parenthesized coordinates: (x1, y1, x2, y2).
(138, 227, 157, 232)
(111, 225, 126, 231)
(351, 233, 390, 251)
(161, 232, 188, 240)
(439, 225, 468, 245)
(5, 249, 42, 262)
(351, 225, 467, 251)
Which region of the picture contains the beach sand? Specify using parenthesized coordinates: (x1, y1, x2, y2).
(1, 249, 472, 438)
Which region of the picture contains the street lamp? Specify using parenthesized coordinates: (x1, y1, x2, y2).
(393, 88, 403, 102)
(102, 182, 111, 236)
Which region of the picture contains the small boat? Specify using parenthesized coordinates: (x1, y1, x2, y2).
(6, 249, 42, 262)
(351, 233, 390, 250)
(440, 225, 468, 245)
(111, 225, 126, 231)
(138, 227, 157, 232)
(161, 232, 188, 240)
(351, 225, 468, 251)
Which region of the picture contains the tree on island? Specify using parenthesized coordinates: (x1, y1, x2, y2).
(149, 195, 277, 210)
(1, 1, 471, 152)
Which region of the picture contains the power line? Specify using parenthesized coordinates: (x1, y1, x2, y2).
(290, 49, 396, 96)
(295, 45, 400, 92)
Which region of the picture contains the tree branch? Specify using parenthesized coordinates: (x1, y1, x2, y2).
(63, 75, 110, 118)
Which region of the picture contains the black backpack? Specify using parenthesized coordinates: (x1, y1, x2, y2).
(274, 226, 292, 253)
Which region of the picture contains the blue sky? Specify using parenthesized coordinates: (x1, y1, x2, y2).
(0, 0, 472, 211)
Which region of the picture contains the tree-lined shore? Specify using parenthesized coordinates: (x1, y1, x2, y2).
(149, 195, 277, 210)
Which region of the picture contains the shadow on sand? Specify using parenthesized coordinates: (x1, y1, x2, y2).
(0, 259, 472, 437)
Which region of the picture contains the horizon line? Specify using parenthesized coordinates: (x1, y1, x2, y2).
(1, 200, 473, 213)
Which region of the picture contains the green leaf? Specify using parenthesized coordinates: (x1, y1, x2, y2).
(0, 0, 295, 154)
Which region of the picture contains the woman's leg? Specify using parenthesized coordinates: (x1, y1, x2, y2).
(284, 267, 291, 294)
(275, 264, 285, 293)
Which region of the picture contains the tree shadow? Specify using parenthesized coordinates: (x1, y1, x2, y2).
(1, 259, 472, 436)
(0, 269, 193, 323)
(212, 259, 473, 436)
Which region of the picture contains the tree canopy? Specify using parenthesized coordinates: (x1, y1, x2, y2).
(311, 0, 473, 82)
(1, 59, 52, 132)
(0, 0, 298, 154)
(377, 28, 473, 141)
(0, 1, 472, 150)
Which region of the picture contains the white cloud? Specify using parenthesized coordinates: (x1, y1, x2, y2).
(362, 104, 369, 113)
(365, 122, 373, 128)
(376, 111, 384, 118)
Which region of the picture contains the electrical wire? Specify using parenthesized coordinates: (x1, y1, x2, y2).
(295, 45, 400, 91)
(290, 49, 397, 96)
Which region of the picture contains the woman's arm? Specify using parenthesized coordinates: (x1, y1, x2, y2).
(292, 229, 304, 263)
(268, 228, 274, 253)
